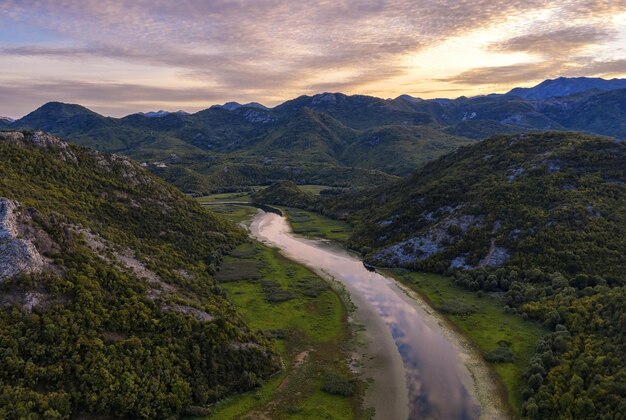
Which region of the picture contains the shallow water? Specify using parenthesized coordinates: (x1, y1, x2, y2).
(250, 211, 481, 420)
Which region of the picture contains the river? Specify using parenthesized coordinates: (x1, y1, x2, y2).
(250, 210, 504, 420)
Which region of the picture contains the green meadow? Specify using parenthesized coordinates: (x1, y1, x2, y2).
(195, 185, 332, 205)
(206, 241, 365, 419)
(201, 203, 258, 224)
(282, 207, 353, 243)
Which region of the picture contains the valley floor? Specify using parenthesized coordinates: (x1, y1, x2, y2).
(198, 195, 546, 418)
(265, 205, 546, 418)
(201, 207, 368, 419)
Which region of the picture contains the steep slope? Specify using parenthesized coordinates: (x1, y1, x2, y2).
(0, 131, 279, 418)
(333, 132, 626, 278)
(507, 77, 626, 100)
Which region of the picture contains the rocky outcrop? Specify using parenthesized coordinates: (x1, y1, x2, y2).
(162, 304, 213, 322)
(373, 235, 443, 265)
(372, 211, 483, 266)
(0, 198, 44, 280)
(0, 131, 77, 162)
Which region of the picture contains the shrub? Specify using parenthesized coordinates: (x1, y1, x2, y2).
(321, 374, 354, 396)
(485, 344, 515, 363)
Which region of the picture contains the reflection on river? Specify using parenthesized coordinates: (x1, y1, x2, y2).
(251, 211, 481, 420)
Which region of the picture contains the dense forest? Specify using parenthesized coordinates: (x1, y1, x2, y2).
(254, 131, 626, 418)
(0, 131, 280, 418)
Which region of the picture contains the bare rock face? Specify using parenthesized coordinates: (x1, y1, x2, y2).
(0, 198, 45, 281)
(372, 210, 484, 266)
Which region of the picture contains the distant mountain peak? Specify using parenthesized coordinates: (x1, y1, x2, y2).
(311, 92, 340, 104)
(35, 101, 99, 115)
(220, 101, 242, 111)
(506, 76, 626, 100)
(14, 102, 108, 132)
(214, 101, 270, 111)
(243, 102, 269, 111)
(396, 94, 423, 103)
(136, 110, 189, 118)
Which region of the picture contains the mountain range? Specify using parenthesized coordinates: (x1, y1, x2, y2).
(506, 76, 626, 100)
(2, 77, 626, 419)
(4, 77, 626, 194)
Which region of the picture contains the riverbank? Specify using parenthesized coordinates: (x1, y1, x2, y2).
(250, 214, 409, 420)
(387, 269, 545, 416)
(384, 271, 512, 419)
(273, 206, 544, 418)
(200, 200, 535, 418)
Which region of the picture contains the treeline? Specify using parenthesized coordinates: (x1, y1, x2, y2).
(154, 159, 395, 195)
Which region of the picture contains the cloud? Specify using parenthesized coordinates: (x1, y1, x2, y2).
(1, 0, 626, 113)
(441, 62, 564, 85)
(489, 26, 615, 57)
(582, 59, 626, 75)
(443, 18, 626, 86)
(0, 79, 230, 117)
(440, 58, 626, 87)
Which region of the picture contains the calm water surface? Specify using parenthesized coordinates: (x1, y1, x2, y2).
(250, 211, 481, 420)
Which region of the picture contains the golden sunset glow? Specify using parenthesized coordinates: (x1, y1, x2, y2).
(1, 1, 626, 117)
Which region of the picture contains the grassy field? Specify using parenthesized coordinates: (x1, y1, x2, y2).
(196, 185, 332, 204)
(297, 185, 334, 195)
(201, 203, 258, 224)
(206, 241, 365, 419)
(196, 190, 256, 203)
(387, 269, 546, 415)
(282, 207, 353, 243)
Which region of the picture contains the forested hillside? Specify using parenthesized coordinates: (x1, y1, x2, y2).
(10, 80, 626, 194)
(0, 131, 279, 418)
(255, 131, 626, 418)
(329, 132, 626, 278)
(9, 101, 467, 193)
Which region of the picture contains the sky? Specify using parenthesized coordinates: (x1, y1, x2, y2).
(1, 0, 626, 118)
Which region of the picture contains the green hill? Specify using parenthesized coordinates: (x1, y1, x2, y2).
(252, 181, 318, 208)
(331, 132, 626, 279)
(255, 131, 626, 418)
(0, 131, 279, 418)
